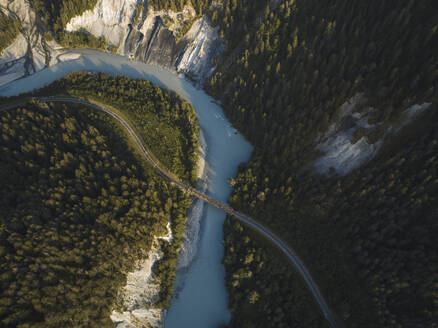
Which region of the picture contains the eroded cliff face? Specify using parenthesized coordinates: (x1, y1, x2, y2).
(310, 94, 432, 176)
(0, 0, 65, 85)
(0, 0, 221, 87)
(111, 224, 173, 328)
(65, 0, 139, 46)
(65, 0, 221, 82)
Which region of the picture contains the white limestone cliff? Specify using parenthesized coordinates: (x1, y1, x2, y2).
(311, 94, 379, 176)
(0, 0, 74, 86)
(1, 0, 221, 87)
(175, 17, 221, 83)
(65, 0, 139, 46)
(311, 94, 433, 176)
(110, 227, 171, 328)
(65, 0, 220, 81)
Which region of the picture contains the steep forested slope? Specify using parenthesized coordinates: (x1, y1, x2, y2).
(225, 108, 438, 328)
(209, 0, 436, 159)
(2, 0, 436, 327)
(305, 107, 438, 327)
(207, 0, 437, 327)
(0, 74, 198, 327)
(222, 218, 329, 328)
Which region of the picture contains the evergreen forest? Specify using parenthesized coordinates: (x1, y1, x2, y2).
(1, 0, 437, 327)
(205, 0, 438, 327)
(35, 71, 200, 185)
(0, 74, 199, 327)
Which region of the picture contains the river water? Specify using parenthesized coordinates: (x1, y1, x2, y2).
(0, 49, 253, 328)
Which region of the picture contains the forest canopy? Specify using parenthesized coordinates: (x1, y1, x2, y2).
(0, 74, 199, 327)
(208, 0, 438, 327)
(35, 71, 200, 185)
(2, 0, 437, 327)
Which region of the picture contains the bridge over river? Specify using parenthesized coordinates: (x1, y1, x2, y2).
(2, 97, 339, 328)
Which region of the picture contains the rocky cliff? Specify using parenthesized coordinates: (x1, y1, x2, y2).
(0, 0, 64, 85)
(0, 0, 221, 86)
(310, 94, 432, 176)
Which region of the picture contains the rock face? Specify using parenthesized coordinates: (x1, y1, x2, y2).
(65, 0, 139, 46)
(175, 17, 222, 82)
(111, 223, 173, 328)
(311, 94, 433, 176)
(0, 0, 65, 85)
(111, 246, 165, 328)
(0, 0, 221, 87)
(122, 15, 185, 71)
(311, 94, 381, 176)
(66, 0, 221, 82)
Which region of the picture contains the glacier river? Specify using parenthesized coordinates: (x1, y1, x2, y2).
(0, 49, 253, 328)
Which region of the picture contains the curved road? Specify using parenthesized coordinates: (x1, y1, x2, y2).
(2, 97, 339, 328)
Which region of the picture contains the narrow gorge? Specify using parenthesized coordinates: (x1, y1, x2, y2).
(1, 1, 436, 328)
